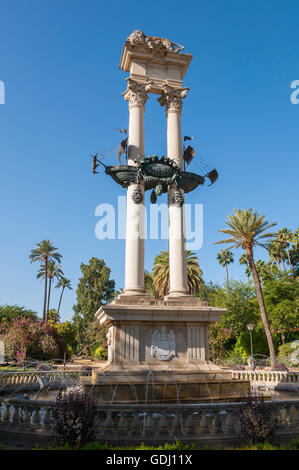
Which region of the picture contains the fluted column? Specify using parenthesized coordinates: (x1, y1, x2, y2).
(159, 84, 189, 296)
(122, 78, 151, 294)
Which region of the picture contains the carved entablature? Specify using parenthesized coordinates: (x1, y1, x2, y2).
(123, 77, 152, 108)
(158, 84, 189, 113)
(126, 29, 184, 54)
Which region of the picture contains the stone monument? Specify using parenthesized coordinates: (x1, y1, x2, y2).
(82, 31, 249, 403)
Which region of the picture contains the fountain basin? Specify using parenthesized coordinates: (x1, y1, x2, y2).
(81, 368, 250, 404)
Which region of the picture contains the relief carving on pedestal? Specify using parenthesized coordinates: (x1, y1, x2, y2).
(151, 327, 176, 361)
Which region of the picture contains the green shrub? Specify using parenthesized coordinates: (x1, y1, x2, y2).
(66, 345, 74, 359)
(91, 345, 106, 360)
(233, 329, 270, 360)
(278, 342, 297, 365)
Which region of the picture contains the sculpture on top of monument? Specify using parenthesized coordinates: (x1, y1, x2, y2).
(126, 29, 184, 54)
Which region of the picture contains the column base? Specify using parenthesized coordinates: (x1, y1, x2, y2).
(122, 287, 147, 296)
(166, 289, 190, 298)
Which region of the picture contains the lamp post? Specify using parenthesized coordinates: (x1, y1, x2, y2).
(247, 323, 255, 370)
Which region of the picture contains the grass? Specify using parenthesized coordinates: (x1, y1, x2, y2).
(24, 437, 299, 451)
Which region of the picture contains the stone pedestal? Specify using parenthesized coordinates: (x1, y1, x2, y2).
(80, 295, 248, 404)
(96, 294, 223, 369)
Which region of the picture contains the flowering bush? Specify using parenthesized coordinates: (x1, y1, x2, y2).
(16, 348, 26, 365)
(0, 317, 65, 361)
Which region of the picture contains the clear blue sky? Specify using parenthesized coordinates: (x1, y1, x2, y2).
(0, 0, 298, 321)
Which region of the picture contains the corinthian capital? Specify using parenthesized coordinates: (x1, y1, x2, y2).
(123, 78, 152, 108)
(158, 84, 189, 113)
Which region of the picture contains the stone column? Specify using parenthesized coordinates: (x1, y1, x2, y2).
(159, 84, 189, 296)
(122, 78, 151, 295)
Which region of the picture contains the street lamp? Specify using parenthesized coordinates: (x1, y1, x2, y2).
(247, 324, 255, 370)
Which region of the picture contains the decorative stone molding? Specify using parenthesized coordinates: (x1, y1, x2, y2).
(172, 187, 184, 207)
(123, 78, 152, 108)
(106, 327, 114, 364)
(131, 185, 143, 204)
(2, 397, 299, 447)
(158, 84, 189, 113)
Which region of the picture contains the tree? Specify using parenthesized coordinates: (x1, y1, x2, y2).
(144, 270, 157, 298)
(240, 255, 272, 285)
(48, 308, 60, 325)
(277, 228, 293, 271)
(54, 321, 76, 357)
(72, 258, 115, 346)
(56, 277, 72, 316)
(268, 240, 285, 272)
(270, 300, 299, 344)
(214, 281, 259, 336)
(215, 208, 277, 368)
(290, 228, 299, 276)
(37, 261, 63, 322)
(239, 253, 251, 284)
(29, 241, 62, 321)
(152, 251, 170, 298)
(216, 250, 234, 288)
(186, 251, 203, 295)
(0, 305, 38, 329)
(208, 322, 233, 362)
(263, 274, 299, 344)
(152, 250, 203, 298)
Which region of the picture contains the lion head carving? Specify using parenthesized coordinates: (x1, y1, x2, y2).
(127, 30, 146, 46)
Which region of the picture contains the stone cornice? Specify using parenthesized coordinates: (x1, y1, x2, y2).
(95, 302, 225, 325)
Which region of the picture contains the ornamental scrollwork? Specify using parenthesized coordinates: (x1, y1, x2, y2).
(123, 78, 152, 108)
(158, 84, 189, 113)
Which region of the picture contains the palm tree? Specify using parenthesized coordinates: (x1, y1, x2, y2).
(268, 240, 285, 272)
(277, 228, 293, 270)
(144, 270, 158, 298)
(29, 240, 62, 321)
(239, 253, 251, 284)
(186, 251, 203, 295)
(290, 229, 299, 274)
(153, 251, 169, 298)
(215, 208, 277, 368)
(152, 250, 203, 298)
(216, 250, 234, 288)
(292, 228, 299, 251)
(37, 261, 63, 322)
(55, 277, 72, 316)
